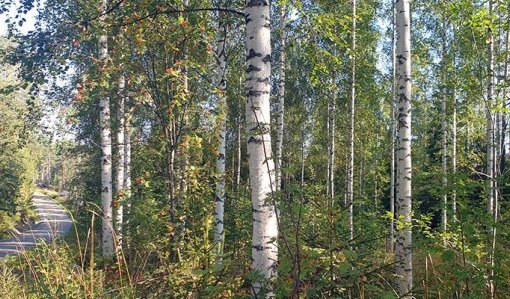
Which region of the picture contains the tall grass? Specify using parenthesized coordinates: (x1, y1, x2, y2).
(0, 209, 136, 299)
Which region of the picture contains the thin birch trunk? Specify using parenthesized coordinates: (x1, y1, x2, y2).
(327, 102, 331, 198)
(347, 0, 356, 243)
(389, 0, 396, 253)
(124, 105, 132, 248)
(214, 15, 227, 255)
(452, 61, 457, 222)
(236, 110, 242, 190)
(395, 0, 413, 296)
(275, 1, 286, 192)
(115, 75, 126, 255)
(179, 0, 189, 197)
(246, 0, 278, 294)
(99, 0, 114, 258)
(488, 2, 497, 297)
(329, 97, 336, 207)
(487, 0, 495, 217)
(441, 17, 448, 233)
(167, 130, 176, 224)
(500, 2, 510, 176)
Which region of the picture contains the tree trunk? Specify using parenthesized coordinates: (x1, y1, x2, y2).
(236, 110, 242, 190)
(347, 0, 356, 243)
(389, 0, 396, 253)
(452, 60, 457, 222)
(99, 0, 114, 259)
(501, 4, 510, 176)
(327, 102, 331, 198)
(245, 0, 278, 295)
(441, 17, 448, 233)
(487, 0, 495, 217)
(214, 16, 227, 255)
(488, 2, 497, 297)
(275, 1, 286, 192)
(124, 104, 132, 249)
(115, 75, 126, 255)
(329, 97, 336, 207)
(179, 0, 189, 198)
(166, 122, 176, 225)
(395, 0, 413, 296)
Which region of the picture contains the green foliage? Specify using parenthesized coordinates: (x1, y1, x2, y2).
(0, 38, 41, 237)
(3, 0, 510, 297)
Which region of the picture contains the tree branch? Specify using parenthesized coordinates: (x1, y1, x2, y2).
(110, 7, 245, 28)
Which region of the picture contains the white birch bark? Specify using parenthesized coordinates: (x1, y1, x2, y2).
(395, 0, 413, 296)
(124, 106, 132, 247)
(441, 17, 448, 233)
(245, 0, 278, 295)
(99, 0, 114, 258)
(214, 17, 227, 254)
(488, 2, 497, 297)
(347, 0, 356, 243)
(115, 75, 126, 254)
(452, 68, 457, 221)
(487, 0, 495, 216)
(275, 1, 286, 192)
(236, 111, 242, 190)
(327, 102, 331, 198)
(450, 25, 458, 222)
(329, 98, 335, 206)
(389, 0, 397, 253)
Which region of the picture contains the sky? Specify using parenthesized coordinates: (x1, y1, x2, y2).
(0, 0, 392, 141)
(0, 1, 37, 36)
(0, 1, 70, 140)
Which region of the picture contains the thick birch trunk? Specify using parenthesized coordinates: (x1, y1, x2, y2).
(395, 0, 413, 296)
(245, 0, 278, 295)
(99, 0, 114, 258)
(275, 1, 286, 192)
(347, 0, 356, 243)
(115, 75, 126, 255)
(214, 18, 227, 254)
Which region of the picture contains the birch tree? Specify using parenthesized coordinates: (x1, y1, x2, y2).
(327, 98, 335, 205)
(99, 0, 114, 258)
(452, 32, 457, 221)
(275, 0, 286, 192)
(487, 2, 497, 296)
(441, 16, 448, 233)
(389, 0, 396, 253)
(115, 74, 126, 254)
(395, 0, 413, 296)
(347, 0, 356, 243)
(214, 11, 227, 255)
(245, 0, 278, 294)
(487, 0, 495, 217)
(124, 102, 132, 247)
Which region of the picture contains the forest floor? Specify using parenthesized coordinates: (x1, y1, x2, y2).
(0, 192, 72, 259)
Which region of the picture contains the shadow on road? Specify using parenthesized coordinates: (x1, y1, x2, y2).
(0, 193, 72, 259)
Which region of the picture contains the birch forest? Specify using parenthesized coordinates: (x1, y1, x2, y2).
(2, 0, 510, 298)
